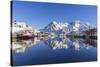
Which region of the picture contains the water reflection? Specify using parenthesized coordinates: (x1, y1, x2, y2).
(12, 37, 97, 53)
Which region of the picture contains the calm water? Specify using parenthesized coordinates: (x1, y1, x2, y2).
(11, 37, 97, 66)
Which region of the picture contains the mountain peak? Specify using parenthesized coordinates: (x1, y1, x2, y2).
(52, 21, 57, 24)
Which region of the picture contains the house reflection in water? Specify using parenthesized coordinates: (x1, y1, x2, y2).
(12, 37, 40, 53)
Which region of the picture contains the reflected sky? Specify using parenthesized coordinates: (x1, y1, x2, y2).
(11, 37, 97, 66)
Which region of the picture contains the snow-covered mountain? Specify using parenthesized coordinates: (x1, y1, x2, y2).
(43, 20, 81, 34)
(81, 22, 94, 31)
(43, 21, 68, 32)
(43, 20, 95, 35)
(67, 20, 80, 34)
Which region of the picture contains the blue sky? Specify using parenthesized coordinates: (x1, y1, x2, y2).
(11, 1, 97, 29)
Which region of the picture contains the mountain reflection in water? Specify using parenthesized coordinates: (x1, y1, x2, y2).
(12, 37, 97, 53)
(11, 37, 97, 66)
